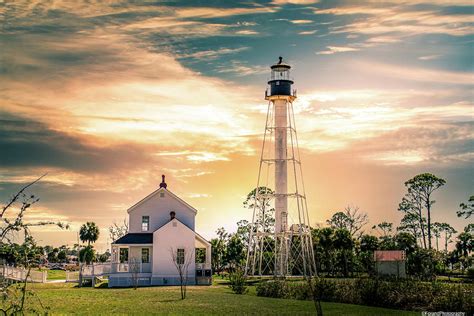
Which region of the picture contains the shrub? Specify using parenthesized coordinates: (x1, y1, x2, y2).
(287, 282, 310, 300)
(256, 277, 474, 313)
(312, 277, 337, 302)
(356, 278, 448, 310)
(467, 267, 474, 279)
(332, 279, 358, 304)
(407, 249, 441, 280)
(256, 280, 288, 298)
(432, 283, 474, 315)
(228, 269, 248, 294)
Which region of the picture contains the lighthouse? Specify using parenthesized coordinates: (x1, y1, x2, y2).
(268, 57, 294, 236)
(246, 57, 316, 278)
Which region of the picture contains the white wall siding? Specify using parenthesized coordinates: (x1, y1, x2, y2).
(152, 219, 196, 279)
(128, 190, 195, 233)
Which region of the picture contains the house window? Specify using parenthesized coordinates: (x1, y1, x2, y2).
(141, 248, 150, 263)
(160, 192, 165, 198)
(177, 248, 185, 265)
(119, 248, 128, 263)
(142, 216, 149, 231)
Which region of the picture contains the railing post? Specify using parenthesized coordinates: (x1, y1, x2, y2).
(79, 263, 83, 287)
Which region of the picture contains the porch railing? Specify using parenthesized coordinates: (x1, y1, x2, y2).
(195, 262, 211, 270)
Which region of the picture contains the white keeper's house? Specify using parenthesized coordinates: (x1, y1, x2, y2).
(108, 175, 212, 287)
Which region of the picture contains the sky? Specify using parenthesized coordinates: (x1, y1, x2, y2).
(1, 0, 473, 252)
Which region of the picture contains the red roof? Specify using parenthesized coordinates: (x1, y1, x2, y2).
(374, 250, 406, 261)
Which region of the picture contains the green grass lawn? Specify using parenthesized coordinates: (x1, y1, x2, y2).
(27, 283, 419, 315)
(46, 269, 66, 281)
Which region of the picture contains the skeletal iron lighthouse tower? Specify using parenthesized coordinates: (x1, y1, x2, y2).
(245, 57, 316, 278)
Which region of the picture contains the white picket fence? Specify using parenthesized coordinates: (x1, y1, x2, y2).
(65, 271, 80, 282)
(0, 265, 47, 283)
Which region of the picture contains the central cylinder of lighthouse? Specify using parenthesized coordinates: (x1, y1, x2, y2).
(274, 99, 288, 233)
(266, 57, 294, 235)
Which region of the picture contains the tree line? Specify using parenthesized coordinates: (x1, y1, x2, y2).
(211, 173, 473, 279)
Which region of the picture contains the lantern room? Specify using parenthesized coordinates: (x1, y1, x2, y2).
(267, 56, 294, 97)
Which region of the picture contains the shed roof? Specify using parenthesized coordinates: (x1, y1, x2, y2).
(374, 250, 406, 261)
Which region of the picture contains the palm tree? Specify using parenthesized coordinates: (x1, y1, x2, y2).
(79, 222, 100, 246)
(455, 232, 473, 257)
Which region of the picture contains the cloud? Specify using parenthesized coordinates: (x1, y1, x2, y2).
(363, 150, 426, 165)
(294, 88, 473, 155)
(175, 6, 276, 19)
(272, 0, 319, 4)
(290, 19, 314, 24)
(186, 152, 230, 163)
(317, 5, 474, 37)
(187, 193, 212, 199)
(365, 36, 401, 44)
(357, 122, 474, 165)
(2, 28, 262, 148)
(155, 150, 230, 163)
(119, 6, 273, 38)
(123, 17, 228, 37)
(235, 30, 259, 35)
(364, 0, 473, 5)
(314, 6, 391, 16)
(316, 46, 359, 54)
(299, 30, 318, 35)
(0, 112, 155, 173)
(418, 54, 441, 60)
(178, 47, 250, 60)
(355, 61, 473, 85)
(216, 60, 268, 76)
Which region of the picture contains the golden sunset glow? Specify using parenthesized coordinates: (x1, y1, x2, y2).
(1, 0, 472, 252)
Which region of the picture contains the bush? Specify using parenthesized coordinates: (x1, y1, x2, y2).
(333, 279, 358, 304)
(312, 277, 338, 302)
(256, 278, 474, 313)
(356, 278, 435, 310)
(467, 267, 474, 279)
(287, 282, 310, 300)
(432, 283, 474, 315)
(407, 249, 442, 280)
(256, 280, 288, 298)
(228, 269, 248, 294)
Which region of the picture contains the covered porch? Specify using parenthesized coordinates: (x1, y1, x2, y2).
(194, 233, 212, 285)
(111, 244, 153, 273)
(111, 233, 153, 274)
